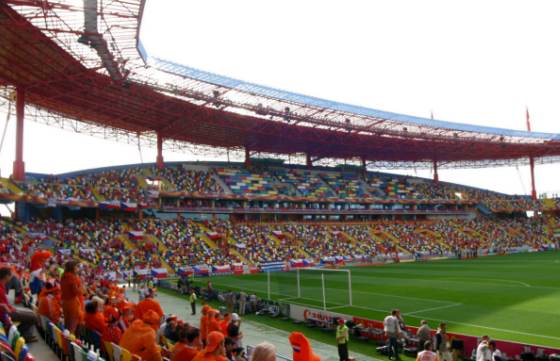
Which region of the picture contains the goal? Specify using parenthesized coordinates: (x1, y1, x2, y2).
(267, 267, 352, 310)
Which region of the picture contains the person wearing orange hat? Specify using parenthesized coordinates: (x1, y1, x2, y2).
(289, 331, 321, 361)
(200, 305, 210, 345)
(102, 306, 123, 344)
(142, 309, 162, 331)
(207, 309, 221, 335)
(30, 249, 52, 272)
(134, 292, 164, 322)
(103, 305, 119, 321)
(192, 331, 226, 361)
(37, 282, 62, 324)
(171, 324, 201, 361)
(120, 316, 163, 361)
(84, 299, 107, 335)
(120, 301, 136, 328)
(60, 260, 85, 334)
(29, 249, 52, 295)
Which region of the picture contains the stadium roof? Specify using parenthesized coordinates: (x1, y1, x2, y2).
(1, 0, 560, 169)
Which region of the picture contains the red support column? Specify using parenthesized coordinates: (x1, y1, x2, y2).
(526, 109, 537, 200)
(12, 88, 25, 181)
(244, 147, 251, 167)
(306, 153, 312, 168)
(156, 133, 164, 169)
(529, 156, 537, 200)
(432, 160, 439, 183)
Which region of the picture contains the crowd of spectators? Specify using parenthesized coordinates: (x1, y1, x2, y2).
(130, 218, 237, 271)
(8, 164, 560, 217)
(150, 165, 223, 194)
(2, 214, 554, 274)
(1, 212, 548, 361)
(0, 243, 328, 361)
(19, 175, 93, 201)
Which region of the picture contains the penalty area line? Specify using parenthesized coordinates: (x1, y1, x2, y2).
(404, 303, 463, 316)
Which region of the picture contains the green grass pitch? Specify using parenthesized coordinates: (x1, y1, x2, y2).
(202, 251, 560, 348)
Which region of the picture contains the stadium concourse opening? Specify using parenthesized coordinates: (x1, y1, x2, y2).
(1, 1, 560, 361)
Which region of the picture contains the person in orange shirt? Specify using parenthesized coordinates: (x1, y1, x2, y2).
(192, 331, 226, 361)
(120, 301, 136, 328)
(171, 324, 201, 361)
(200, 305, 210, 345)
(84, 299, 107, 335)
(134, 292, 164, 322)
(60, 260, 85, 334)
(37, 282, 62, 324)
(207, 309, 221, 334)
(120, 314, 163, 361)
(102, 306, 123, 345)
(220, 313, 231, 336)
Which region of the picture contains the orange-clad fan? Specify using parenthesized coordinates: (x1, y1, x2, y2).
(289, 332, 321, 361)
(30, 249, 52, 272)
(171, 324, 201, 361)
(192, 331, 227, 361)
(141, 309, 162, 331)
(120, 317, 163, 361)
(220, 313, 231, 336)
(37, 282, 61, 324)
(117, 300, 135, 327)
(200, 305, 210, 344)
(102, 306, 123, 344)
(103, 304, 119, 320)
(60, 260, 85, 333)
(84, 299, 107, 335)
(207, 309, 221, 334)
(134, 291, 164, 322)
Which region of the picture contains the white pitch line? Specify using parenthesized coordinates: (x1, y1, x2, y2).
(328, 303, 560, 341)
(404, 303, 463, 316)
(207, 278, 560, 341)
(352, 289, 454, 304)
(327, 305, 360, 311)
(440, 277, 531, 288)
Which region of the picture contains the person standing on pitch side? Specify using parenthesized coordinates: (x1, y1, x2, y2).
(383, 309, 402, 361)
(189, 288, 198, 315)
(336, 318, 350, 361)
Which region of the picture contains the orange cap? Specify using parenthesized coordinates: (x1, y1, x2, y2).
(205, 331, 225, 353)
(141, 309, 161, 330)
(202, 304, 210, 315)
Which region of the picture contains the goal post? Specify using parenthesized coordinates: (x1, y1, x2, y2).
(296, 267, 353, 309)
(265, 267, 353, 310)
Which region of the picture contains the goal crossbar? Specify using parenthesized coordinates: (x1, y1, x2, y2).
(296, 267, 353, 310)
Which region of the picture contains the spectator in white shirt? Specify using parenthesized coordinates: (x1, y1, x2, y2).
(383, 309, 402, 360)
(476, 336, 492, 361)
(417, 341, 439, 361)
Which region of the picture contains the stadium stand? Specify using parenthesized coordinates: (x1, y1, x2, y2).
(149, 165, 223, 194)
(272, 169, 336, 198)
(215, 167, 281, 197)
